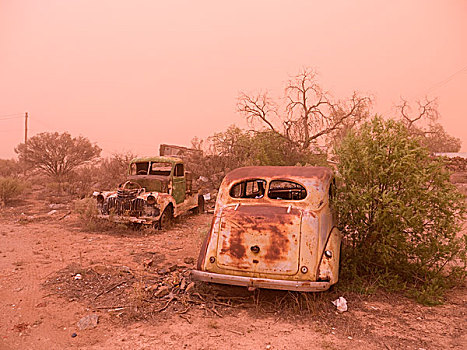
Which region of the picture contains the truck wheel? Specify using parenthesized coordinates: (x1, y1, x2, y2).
(192, 195, 205, 214)
(159, 206, 173, 230)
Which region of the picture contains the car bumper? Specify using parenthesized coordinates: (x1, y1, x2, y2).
(190, 270, 331, 292)
(97, 214, 157, 225)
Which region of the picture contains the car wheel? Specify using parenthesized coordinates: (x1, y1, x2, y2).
(159, 206, 173, 230)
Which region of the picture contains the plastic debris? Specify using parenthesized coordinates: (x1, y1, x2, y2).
(332, 296, 348, 312)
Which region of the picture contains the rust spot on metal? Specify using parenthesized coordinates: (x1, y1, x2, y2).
(264, 224, 290, 261)
(220, 224, 246, 259)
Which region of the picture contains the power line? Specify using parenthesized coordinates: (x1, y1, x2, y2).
(423, 64, 467, 95)
(0, 128, 22, 133)
(0, 115, 23, 121)
(0, 113, 23, 118)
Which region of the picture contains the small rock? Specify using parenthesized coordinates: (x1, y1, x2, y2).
(145, 284, 159, 292)
(143, 259, 153, 268)
(77, 314, 99, 330)
(183, 257, 195, 265)
(158, 268, 169, 275)
(71, 333, 77, 338)
(49, 203, 66, 210)
(154, 286, 170, 297)
(47, 210, 58, 216)
(119, 266, 131, 274)
(35, 301, 47, 308)
(74, 274, 82, 280)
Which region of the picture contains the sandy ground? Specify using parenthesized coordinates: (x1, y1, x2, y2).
(0, 196, 466, 350)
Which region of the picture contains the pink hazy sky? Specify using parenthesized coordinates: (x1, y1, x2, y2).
(1, 0, 466, 158)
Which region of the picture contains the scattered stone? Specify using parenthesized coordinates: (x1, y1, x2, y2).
(119, 266, 132, 274)
(71, 333, 77, 338)
(145, 284, 159, 292)
(47, 210, 58, 216)
(77, 314, 99, 330)
(183, 257, 195, 265)
(74, 274, 82, 280)
(35, 301, 47, 308)
(168, 264, 179, 272)
(143, 259, 153, 268)
(49, 203, 66, 210)
(158, 268, 169, 275)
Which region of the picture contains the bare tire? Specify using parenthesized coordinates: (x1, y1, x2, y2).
(159, 206, 173, 230)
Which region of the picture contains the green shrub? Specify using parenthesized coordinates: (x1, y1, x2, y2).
(0, 177, 27, 205)
(334, 116, 466, 304)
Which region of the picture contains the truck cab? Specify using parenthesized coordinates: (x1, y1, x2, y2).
(94, 156, 203, 229)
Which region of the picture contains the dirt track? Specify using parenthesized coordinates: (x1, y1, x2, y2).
(0, 197, 466, 350)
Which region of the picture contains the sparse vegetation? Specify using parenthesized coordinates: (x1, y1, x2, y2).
(73, 197, 116, 232)
(15, 132, 101, 181)
(0, 159, 22, 177)
(0, 176, 28, 205)
(334, 116, 466, 304)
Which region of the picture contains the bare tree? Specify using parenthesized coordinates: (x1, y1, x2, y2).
(396, 97, 461, 152)
(397, 97, 439, 131)
(237, 68, 371, 150)
(237, 92, 279, 133)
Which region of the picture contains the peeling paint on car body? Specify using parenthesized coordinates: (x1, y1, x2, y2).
(192, 166, 341, 292)
(93, 156, 203, 228)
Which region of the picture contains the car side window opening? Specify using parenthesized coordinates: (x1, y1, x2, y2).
(131, 162, 149, 175)
(149, 162, 172, 176)
(268, 180, 307, 200)
(230, 179, 266, 199)
(174, 163, 184, 177)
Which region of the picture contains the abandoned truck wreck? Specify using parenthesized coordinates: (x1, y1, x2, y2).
(93, 156, 204, 229)
(192, 166, 341, 292)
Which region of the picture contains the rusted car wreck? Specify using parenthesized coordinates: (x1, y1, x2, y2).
(93, 156, 204, 229)
(192, 166, 341, 292)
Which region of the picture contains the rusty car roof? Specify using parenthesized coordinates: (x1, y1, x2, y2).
(130, 156, 183, 164)
(224, 166, 333, 183)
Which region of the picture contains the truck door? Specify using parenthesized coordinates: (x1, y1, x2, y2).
(172, 163, 186, 204)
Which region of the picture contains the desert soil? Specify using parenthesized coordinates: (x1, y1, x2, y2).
(0, 194, 465, 350)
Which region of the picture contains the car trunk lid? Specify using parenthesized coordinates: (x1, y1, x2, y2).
(216, 204, 302, 275)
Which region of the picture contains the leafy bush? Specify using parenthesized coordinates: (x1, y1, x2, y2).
(334, 116, 466, 304)
(0, 177, 27, 205)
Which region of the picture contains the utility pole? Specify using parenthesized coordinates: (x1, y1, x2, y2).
(24, 112, 28, 144)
